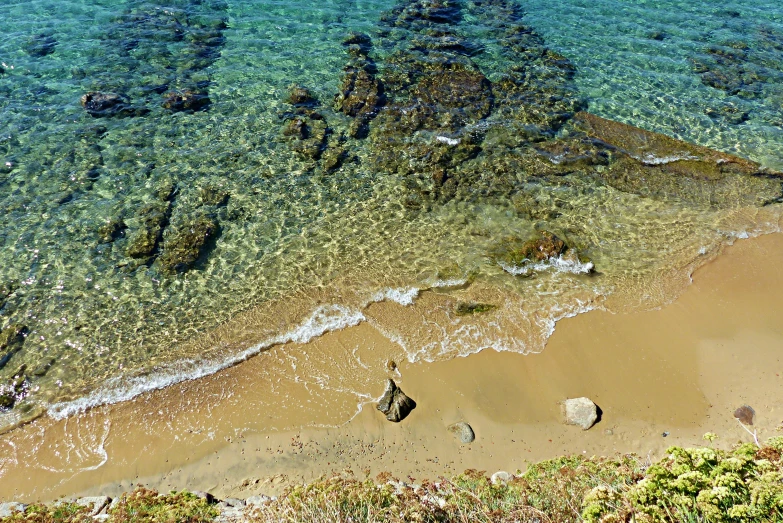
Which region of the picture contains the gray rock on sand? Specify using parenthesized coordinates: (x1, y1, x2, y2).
(734, 404, 756, 425)
(75, 496, 111, 515)
(447, 421, 475, 443)
(246, 495, 273, 507)
(0, 503, 26, 517)
(561, 397, 599, 430)
(491, 471, 513, 485)
(377, 379, 416, 422)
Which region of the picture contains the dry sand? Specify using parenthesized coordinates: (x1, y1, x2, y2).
(1, 232, 782, 503)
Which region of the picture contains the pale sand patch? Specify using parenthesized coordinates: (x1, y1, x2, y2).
(0, 233, 781, 503)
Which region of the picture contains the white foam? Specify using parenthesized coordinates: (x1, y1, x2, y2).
(499, 254, 594, 277)
(48, 304, 365, 419)
(371, 287, 419, 306)
(632, 153, 699, 165)
(436, 136, 460, 146)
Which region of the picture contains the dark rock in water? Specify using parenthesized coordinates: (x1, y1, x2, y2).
(495, 231, 567, 268)
(705, 103, 749, 125)
(161, 89, 210, 112)
(98, 218, 127, 244)
(0, 324, 27, 370)
(377, 379, 416, 422)
(0, 365, 29, 411)
(81, 92, 135, 118)
(282, 113, 330, 161)
(31, 358, 55, 377)
(198, 183, 230, 207)
(734, 405, 756, 426)
(285, 85, 317, 107)
(24, 33, 57, 57)
(454, 302, 496, 316)
(158, 214, 219, 274)
(448, 421, 475, 443)
(125, 202, 170, 259)
(648, 31, 667, 41)
(561, 397, 599, 430)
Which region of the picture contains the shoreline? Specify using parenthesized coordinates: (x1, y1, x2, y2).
(1, 231, 782, 503)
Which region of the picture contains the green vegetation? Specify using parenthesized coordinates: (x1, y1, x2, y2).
(252, 438, 783, 522)
(2, 437, 782, 522)
(1, 488, 217, 523)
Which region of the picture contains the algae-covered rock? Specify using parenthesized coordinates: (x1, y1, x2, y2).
(496, 231, 567, 266)
(81, 92, 135, 118)
(161, 89, 210, 112)
(125, 202, 170, 259)
(454, 302, 496, 316)
(377, 379, 416, 422)
(97, 218, 127, 244)
(285, 85, 317, 107)
(0, 325, 27, 370)
(158, 213, 219, 274)
(0, 365, 29, 412)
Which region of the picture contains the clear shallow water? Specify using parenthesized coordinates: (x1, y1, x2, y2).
(0, 0, 782, 431)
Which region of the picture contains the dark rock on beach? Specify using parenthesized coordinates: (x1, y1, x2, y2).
(377, 379, 416, 422)
(734, 404, 756, 425)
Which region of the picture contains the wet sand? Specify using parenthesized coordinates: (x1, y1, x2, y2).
(1, 232, 782, 503)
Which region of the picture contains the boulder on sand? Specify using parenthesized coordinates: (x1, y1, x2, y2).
(561, 397, 599, 430)
(377, 379, 416, 422)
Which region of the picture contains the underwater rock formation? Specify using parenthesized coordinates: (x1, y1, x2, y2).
(283, 0, 781, 213)
(82, 0, 228, 117)
(0, 325, 27, 371)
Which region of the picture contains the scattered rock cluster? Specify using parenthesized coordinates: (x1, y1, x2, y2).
(80, 0, 228, 118)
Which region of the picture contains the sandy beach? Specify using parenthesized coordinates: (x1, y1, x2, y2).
(1, 230, 782, 503)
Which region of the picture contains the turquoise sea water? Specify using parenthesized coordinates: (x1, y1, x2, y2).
(0, 0, 781, 431)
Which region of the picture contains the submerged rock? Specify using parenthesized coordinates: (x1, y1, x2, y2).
(285, 85, 317, 107)
(81, 92, 136, 118)
(158, 213, 219, 274)
(24, 33, 57, 57)
(0, 324, 27, 370)
(454, 302, 496, 316)
(447, 421, 475, 443)
(125, 202, 170, 259)
(98, 218, 127, 244)
(0, 365, 29, 411)
(561, 397, 599, 430)
(161, 89, 210, 112)
(377, 379, 416, 422)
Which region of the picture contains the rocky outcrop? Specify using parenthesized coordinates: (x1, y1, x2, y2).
(377, 379, 416, 422)
(0, 502, 26, 517)
(561, 397, 599, 430)
(447, 421, 475, 443)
